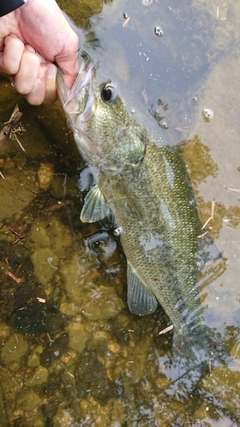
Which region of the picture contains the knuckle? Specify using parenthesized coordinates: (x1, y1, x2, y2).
(1, 56, 19, 75)
(13, 77, 33, 95)
(26, 82, 46, 106)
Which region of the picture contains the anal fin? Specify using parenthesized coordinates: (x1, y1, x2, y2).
(127, 263, 158, 316)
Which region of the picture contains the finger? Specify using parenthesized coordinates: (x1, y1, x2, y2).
(0, 35, 25, 75)
(13, 48, 40, 95)
(56, 52, 79, 88)
(25, 63, 58, 105)
(55, 32, 79, 88)
(43, 63, 57, 104)
(26, 63, 58, 105)
(24, 63, 48, 105)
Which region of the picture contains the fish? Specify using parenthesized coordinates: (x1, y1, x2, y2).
(57, 52, 228, 375)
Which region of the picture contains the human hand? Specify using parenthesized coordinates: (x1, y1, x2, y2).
(0, 0, 79, 105)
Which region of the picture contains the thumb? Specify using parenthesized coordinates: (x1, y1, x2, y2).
(55, 51, 79, 88)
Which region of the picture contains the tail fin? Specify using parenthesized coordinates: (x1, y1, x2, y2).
(164, 326, 232, 400)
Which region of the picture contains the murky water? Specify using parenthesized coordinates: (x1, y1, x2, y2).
(0, 0, 240, 426)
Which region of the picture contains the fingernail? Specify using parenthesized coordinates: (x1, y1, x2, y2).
(47, 63, 57, 80)
(25, 44, 35, 53)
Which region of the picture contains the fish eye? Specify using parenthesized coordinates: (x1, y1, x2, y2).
(101, 84, 117, 104)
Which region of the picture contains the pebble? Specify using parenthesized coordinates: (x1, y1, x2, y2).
(27, 353, 40, 368)
(37, 162, 55, 190)
(67, 322, 88, 353)
(0, 333, 28, 369)
(31, 247, 59, 286)
(53, 405, 76, 427)
(0, 323, 11, 340)
(24, 365, 48, 387)
(81, 285, 124, 320)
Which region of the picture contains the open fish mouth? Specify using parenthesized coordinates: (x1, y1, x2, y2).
(56, 52, 96, 116)
(56, 52, 102, 164)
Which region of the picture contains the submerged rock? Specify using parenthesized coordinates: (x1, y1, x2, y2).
(31, 247, 59, 286)
(24, 365, 48, 387)
(52, 404, 76, 427)
(37, 162, 55, 190)
(40, 332, 69, 367)
(75, 349, 116, 403)
(81, 285, 124, 321)
(9, 302, 66, 336)
(0, 333, 28, 369)
(16, 390, 44, 426)
(67, 321, 88, 353)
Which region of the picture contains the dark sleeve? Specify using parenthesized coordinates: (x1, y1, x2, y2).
(0, 0, 28, 17)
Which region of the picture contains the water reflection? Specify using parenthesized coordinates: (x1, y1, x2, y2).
(178, 135, 219, 186)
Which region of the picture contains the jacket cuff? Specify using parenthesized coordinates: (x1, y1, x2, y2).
(0, 0, 28, 17)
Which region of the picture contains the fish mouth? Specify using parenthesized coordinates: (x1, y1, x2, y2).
(57, 52, 102, 165)
(57, 52, 96, 118)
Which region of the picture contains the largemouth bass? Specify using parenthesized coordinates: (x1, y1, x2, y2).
(57, 53, 226, 363)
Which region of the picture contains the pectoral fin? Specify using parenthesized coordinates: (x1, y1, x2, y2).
(80, 185, 110, 223)
(127, 263, 158, 316)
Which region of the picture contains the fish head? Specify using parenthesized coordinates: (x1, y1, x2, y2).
(57, 52, 147, 174)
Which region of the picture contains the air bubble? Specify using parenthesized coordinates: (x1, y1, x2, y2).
(161, 122, 168, 130)
(154, 26, 164, 37)
(141, 0, 153, 5)
(113, 227, 123, 237)
(203, 108, 214, 119)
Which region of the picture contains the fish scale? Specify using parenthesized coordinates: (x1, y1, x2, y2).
(99, 140, 203, 334)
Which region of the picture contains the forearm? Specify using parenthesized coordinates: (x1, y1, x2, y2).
(0, 0, 28, 17)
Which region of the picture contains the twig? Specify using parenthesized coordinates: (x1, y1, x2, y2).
(158, 324, 173, 335)
(7, 271, 21, 283)
(123, 16, 130, 27)
(11, 233, 28, 246)
(198, 201, 215, 238)
(0, 104, 26, 151)
(201, 201, 215, 230)
(225, 186, 240, 193)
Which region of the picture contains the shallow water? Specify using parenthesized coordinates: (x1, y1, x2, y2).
(0, 0, 240, 426)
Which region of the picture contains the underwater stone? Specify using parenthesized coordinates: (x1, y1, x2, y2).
(27, 352, 40, 368)
(75, 350, 116, 403)
(59, 302, 80, 317)
(0, 333, 28, 369)
(40, 333, 69, 367)
(67, 322, 88, 353)
(9, 302, 66, 335)
(24, 365, 48, 387)
(37, 162, 55, 190)
(16, 390, 42, 413)
(81, 285, 124, 320)
(0, 323, 11, 340)
(53, 405, 76, 427)
(60, 253, 93, 304)
(31, 247, 59, 286)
